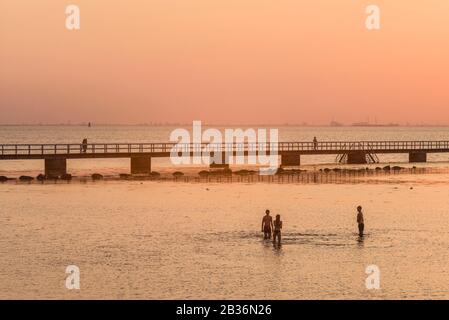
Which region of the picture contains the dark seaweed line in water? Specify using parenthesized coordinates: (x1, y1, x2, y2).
(1, 166, 448, 185)
(175, 167, 449, 184)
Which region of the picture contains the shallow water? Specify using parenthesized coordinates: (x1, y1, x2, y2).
(1, 177, 449, 299)
(2, 125, 449, 299)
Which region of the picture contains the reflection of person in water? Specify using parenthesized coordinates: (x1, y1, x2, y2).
(273, 214, 282, 246)
(356, 205, 364, 237)
(261, 210, 273, 240)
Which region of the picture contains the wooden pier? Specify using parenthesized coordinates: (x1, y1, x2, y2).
(1, 140, 448, 176)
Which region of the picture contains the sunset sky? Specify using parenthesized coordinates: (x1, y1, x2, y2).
(1, 1, 448, 125)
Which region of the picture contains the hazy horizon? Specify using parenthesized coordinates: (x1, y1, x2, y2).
(1, 121, 449, 127)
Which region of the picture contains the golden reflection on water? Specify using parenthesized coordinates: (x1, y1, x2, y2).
(1, 169, 449, 299)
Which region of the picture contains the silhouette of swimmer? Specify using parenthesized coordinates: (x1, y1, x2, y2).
(273, 214, 282, 246)
(356, 205, 364, 237)
(261, 209, 273, 240)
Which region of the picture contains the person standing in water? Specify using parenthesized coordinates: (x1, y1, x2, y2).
(261, 210, 273, 240)
(273, 214, 282, 246)
(356, 205, 364, 237)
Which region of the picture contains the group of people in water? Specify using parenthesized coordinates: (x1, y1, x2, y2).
(261, 205, 365, 246)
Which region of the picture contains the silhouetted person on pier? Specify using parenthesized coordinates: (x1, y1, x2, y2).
(313, 137, 318, 150)
(261, 209, 273, 240)
(82, 138, 88, 153)
(273, 214, 282, 246)
(356, 205, 364, 237)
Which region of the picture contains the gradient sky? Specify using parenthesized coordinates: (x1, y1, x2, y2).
(1, 1, 449, 125)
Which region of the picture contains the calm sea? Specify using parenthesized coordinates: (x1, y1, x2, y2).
(1, 125, 449, 299)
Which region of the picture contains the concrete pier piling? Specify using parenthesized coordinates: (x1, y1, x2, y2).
(347, 152, 367, 164)
(130, 156, 152, 174)
(44, 158, 67, 177)
(409, 152, 427, 163)
(281, 153, 301, 167)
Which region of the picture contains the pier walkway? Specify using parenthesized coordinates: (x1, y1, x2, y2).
(0, 140, 447, 176)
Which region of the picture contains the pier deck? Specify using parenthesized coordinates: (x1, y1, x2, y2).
(0, 141, 447, 175)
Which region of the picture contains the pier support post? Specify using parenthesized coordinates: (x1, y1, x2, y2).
(209, 152, 230, 169)
(409, 152, 427, 163)
(280, 153, 300, 167)
(131, 156, 152, 174)
(45, 158, 67, 177)
(347, 152, 367, 164)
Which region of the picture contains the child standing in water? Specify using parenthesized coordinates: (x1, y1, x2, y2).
(273, 214, 282, 246)
(356, 206, 364, 237)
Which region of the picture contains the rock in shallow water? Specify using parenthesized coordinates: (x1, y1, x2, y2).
(60, 174, 72, 180)
(198, 170, 209, 177)
(172, 171, 184, 178)
(19, 175, 34, 181)
(150, 171, 161, 178)
(91, 173, 103, 180)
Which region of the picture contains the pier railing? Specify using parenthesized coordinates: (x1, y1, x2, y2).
(2, 141, 449, 156)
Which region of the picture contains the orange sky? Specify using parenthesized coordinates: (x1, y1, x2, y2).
(1, 0, 449, 125)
